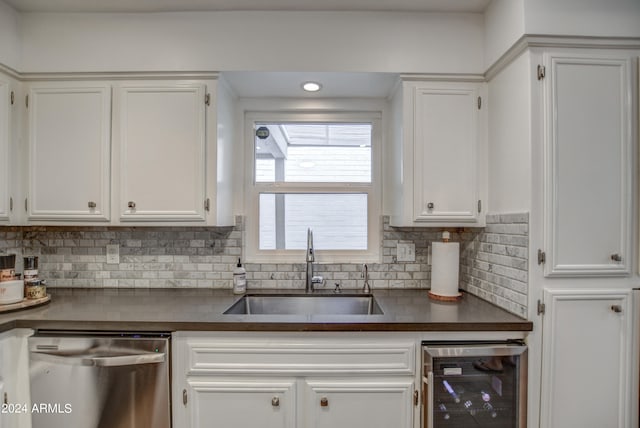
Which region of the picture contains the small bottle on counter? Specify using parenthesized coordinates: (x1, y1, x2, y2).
(23, 256, 39, 282)
(233, 258, 247, 294)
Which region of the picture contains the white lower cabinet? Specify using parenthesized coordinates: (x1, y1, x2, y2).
(303, 378, 414, 428)
(539, 289, 632, 428)
(0, 329, 33, 428)
(186, 378, 296, 428)
(173, 332, 417, 428)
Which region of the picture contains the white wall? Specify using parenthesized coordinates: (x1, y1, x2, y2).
(524, 0, 640, 38)
(484, 0, 525, 69)
(19, 11, 484, 73)
(487, 52, 531, 213)
(0, 1, 22, 71)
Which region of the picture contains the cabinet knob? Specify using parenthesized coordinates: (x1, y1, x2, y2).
(427, 202, 434, 210)
(271, 396, 280, 407)
(320, 397, 329, 407)
(128, 201, 136, 209)
(611, 253, 622, 262)
(88, 201, 96, 209)
(611, 305, 622, 313)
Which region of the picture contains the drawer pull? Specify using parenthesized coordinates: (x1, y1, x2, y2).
(128, 201, 136, 209)
(272, 396, 280, 407)
(88, 201, 96, 209)
(320, 397, 329, 407)
(611, 305, 622, 313)
(611, 253, 622, 262)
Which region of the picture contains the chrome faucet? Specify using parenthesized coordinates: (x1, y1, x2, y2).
(361, 263, 371, 293)
(306, 228, 324, 292)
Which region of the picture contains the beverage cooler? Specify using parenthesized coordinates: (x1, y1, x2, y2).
(422, 341, 527, 428)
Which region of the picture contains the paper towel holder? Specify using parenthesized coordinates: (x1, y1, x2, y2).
(428, 290, 463, 302)
(428, 231, 463, 302)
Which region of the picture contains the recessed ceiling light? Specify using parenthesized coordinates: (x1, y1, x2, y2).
(302, 82, 322, 92)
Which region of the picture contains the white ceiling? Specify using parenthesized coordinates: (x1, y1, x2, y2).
(4, 0, 491, 13)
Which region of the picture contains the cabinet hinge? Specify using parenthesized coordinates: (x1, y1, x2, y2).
(10, 91, 14, 105)
(477, 96, 482, 110)
(204, 198, 211, 212)
(537, 65, 546, 81)
(205, 93, 210, 106)
(183, 389, 188, 406)
(537, 299, 546, 315)
(537, 249, 546, 265)
(477, 199, 482, 213)
(414, 390, 419, 406)
(25, 94, 28, 108)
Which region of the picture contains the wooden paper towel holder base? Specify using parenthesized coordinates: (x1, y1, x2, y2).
(428, 290, 463, 302)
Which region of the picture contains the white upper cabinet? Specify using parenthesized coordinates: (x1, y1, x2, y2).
(0, 77, 11, 222)
(116, 83, 207, 222)
(542, 52, 633, 277)
(27, 83, 112, 222)
(21, 76, 233, 226)
(389, 80, 487, 227)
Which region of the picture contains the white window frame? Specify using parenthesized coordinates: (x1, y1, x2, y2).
(244, 109, 382, 264)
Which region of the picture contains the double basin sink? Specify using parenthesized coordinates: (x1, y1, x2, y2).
(223, 293, 383, 316)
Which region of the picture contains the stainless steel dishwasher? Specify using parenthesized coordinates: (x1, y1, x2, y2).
(28, 331, 171, 428)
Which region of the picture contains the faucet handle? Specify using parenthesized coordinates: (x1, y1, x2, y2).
(311, 276, 325, 287)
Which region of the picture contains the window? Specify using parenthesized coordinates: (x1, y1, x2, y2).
(245, 112, 381, 263)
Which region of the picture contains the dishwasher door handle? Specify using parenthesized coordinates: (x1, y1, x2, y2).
(31, 351, 165, 367)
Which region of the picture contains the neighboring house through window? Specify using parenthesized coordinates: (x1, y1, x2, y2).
(245, 111, 381, 263)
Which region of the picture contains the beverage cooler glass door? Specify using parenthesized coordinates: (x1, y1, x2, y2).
(422, 342, 527, 428)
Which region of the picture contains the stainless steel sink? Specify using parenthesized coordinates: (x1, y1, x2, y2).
(223, 294, 383, 315)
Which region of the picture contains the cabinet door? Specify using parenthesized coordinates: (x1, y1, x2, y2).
(0, 78, 9, 222)
(118, 84, 206, 222)
(303, 378, 414, 428)
(413, 83, 481, 224)
(27, 84, 111, 221)
(540, 289, 631, 428)
(186, 378, 296, 428)
(543, 54, 632, 276)
(0, 329, 33, 428)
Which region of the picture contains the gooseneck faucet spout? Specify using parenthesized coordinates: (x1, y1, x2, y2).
(362, 263, 371, 293)
(305, 228, 324, 292)
(306, 228, 315, 293)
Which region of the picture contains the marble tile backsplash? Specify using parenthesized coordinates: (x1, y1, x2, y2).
(0, 213, 529, 316)
(460, 213, 529, 318)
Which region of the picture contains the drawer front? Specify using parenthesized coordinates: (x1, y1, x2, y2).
(184, 338, 415, 376)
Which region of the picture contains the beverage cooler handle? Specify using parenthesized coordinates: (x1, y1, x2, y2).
(427, 371, 434, 428)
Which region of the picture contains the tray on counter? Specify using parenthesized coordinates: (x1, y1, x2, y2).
(0, 295, 51, 314)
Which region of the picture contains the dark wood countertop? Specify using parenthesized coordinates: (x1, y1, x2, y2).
(0, 288, 532, 333)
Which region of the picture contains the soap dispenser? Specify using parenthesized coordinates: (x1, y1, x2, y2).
(233, 258, 247, 294)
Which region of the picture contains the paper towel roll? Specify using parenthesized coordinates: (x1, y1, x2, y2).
(431, 242, 460, 298)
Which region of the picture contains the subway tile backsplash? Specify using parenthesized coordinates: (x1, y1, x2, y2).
(460, 213, 529, 318)
(0, 213, 529, 317)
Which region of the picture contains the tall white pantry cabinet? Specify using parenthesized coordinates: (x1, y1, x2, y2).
(530, 48, 638, 428)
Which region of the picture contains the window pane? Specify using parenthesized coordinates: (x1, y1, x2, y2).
(255, 123, 371, 183)
(259, 193, 368, 250)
